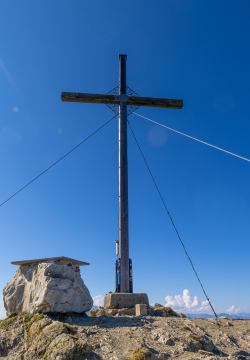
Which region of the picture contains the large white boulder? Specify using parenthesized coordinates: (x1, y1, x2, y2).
(3, 262, 93, 316)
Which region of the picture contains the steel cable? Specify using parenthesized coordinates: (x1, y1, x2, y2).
(127, 118, 218, 319)
(0, 114, 117, 208)
(134, 112, 250, 163)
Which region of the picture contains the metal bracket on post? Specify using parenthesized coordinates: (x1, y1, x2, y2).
(115, 240, 119, 257)
(115, 258, 121, 293)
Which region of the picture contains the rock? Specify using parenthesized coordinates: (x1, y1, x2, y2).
(153, 305, 178, 317)
(198, 349, 214, 355)
(154, 303, 162, 308)
(153, 309, 166, 317)
(201, 336, 215, 352)
(157, 354, 169, 360)
(92, 304, 180, 318)
(188, 339, 203, 350)
(151, 330, 174, 346)
(177, 312, 187, 318)
(29, 317, 52, 338)
(3, 262, 93, 315)
(186, 334, 203, 350)
(158, 334, 174, 346)
(46, 333, 92, 360)
(1, 313, 250, 360)
(43, 321, 69, 338)
(90, 307, 136, 317)
(229, 350, 250, 358)
(151, 331, 161, 341)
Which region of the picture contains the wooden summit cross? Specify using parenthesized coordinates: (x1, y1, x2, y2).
(61, 55, 183, 294)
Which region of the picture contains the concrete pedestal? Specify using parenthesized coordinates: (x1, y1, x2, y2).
(104, 293, 149, 309)
(135, 304, 147, 316)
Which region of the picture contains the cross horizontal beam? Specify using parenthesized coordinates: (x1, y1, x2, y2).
(61, 92, 183, 109)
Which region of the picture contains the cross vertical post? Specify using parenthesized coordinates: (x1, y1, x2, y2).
(118, 55, 130, 293)
(61, 55, 183, 300)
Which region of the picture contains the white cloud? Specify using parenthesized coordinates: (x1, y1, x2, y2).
(165, 289, 200, 312)
(92, 295, 104, 307)
(165, 289, 215, 314)
(226, 305, 241, 314)
(165, 291, 243, 315)
(196, 300, 210, 313)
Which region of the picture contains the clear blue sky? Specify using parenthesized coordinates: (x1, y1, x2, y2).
(1, 0, 250, 318)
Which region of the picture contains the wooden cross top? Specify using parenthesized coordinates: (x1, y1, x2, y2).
(61, 92, 182, 109)
(61, 55, 183, 293)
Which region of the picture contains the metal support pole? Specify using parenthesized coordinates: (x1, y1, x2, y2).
(61, 55, 183, 297)
(118, 54, 130, 293)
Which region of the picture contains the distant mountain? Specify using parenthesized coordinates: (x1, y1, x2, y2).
(185, 312, 250, 319)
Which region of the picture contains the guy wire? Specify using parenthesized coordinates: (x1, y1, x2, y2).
(134, 112, 250, 163)
(127, 118, 218, 319)
(0, 114, 117, 208)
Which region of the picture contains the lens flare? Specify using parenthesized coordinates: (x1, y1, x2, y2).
(13, 106, 19, 113)
(148, 126, 167, 147)
(57, 129, 63, 135)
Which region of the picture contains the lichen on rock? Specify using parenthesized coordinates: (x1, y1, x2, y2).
(45, 333, 92, 360)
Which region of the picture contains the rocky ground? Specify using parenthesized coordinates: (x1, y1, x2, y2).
(0, 307, 250, 360)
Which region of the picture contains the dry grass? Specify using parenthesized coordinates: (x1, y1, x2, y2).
(128, 346, 152, 360)
(189, 334, 202, 342)
(181, 325, 191, 331)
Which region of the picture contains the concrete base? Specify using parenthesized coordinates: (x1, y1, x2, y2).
(104, 293, 149, 309)
(135, 304, 147, 316)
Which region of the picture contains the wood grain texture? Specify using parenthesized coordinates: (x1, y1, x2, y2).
(61, 92, 183, 109)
